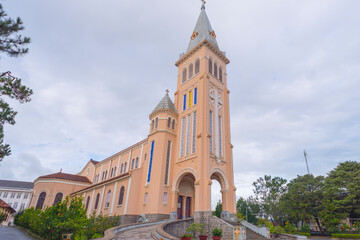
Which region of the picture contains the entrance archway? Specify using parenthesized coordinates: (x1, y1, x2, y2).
(210, 168, 230, 219)
(173, 170, 196, 219)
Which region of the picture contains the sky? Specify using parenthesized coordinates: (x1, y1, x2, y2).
(0, 0, 359, 209)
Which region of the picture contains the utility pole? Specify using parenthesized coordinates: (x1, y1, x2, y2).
(303, 150, 310, 174)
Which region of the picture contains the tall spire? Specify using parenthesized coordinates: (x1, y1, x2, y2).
(186, 2, 219, 53)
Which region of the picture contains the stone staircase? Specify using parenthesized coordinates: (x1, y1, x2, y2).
(225, 220, 269, 240)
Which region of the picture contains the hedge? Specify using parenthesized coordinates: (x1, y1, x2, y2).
(332, 233, 360, 239)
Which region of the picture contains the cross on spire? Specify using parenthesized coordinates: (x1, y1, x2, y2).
(201, 0, 206, 9)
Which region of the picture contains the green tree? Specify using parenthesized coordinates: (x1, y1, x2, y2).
(253, 175, 287, 225)
(280, 174, 325, 232)
(236, 196, 260, 225)
(321, 161, 360, 231)
(0, 4, 32, 161)
(213, 200, 222, 218)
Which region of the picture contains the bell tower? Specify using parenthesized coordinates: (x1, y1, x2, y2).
(170, 2, 236, 220)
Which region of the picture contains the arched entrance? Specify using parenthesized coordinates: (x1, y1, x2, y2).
(209, 168, 230, 219)
(172, 169, 197, 220)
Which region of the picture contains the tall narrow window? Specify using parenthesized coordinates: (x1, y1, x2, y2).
(172, 119, 175, 129)
(163, 192, 168, 204)
(105, 190, 111, 208)
(147, 141, 155, 183)
(120, 164, 124, 174)
(155, 117, 159, 129)
(167, 117, 171, 128)
(135, 157, 139, 168)
(183, 94, 186, 111)
(180, 117, 185, 157)
(94, 193, 100, 209)
(195, 59, 200, 74)
(182, 69, 187, 83)
(105, 170, 108, 179)
(113, 167, 117, 176)
(85, 196, 90, 210)
(144, 193, 148, 204)
(151, 119, 154, 130)
(53, 193, 63, 206)
(124, 162, 127, 172)
(209, 58, 213, 74)
(188, 91, 192, 108)
(219, 67, 223, 82)
(118, 186, 125, 205)
(219, 115, 222, 157)
(194, 88, 198, 105)
(192, 111, 197, 153)
(36, 192, 46, 210)
(164, 141, 171, 185)
(131, 159, 134, 169)
(209, 111, 213, 154)
(214, 63, 218, 78)
(186, 114, 191, 155)
(189, 64, 193, 78)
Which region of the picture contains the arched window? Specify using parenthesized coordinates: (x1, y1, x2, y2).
(131, 159, 135, 169)
(214, 63, 218, 78)
(135, 157, 139, 168)
(36, 192, 46, 210)
(209, 58, 213, 74)
(118, 186, 125, 205)
(172, 119, 175, 130)
(167, 117, 171, 128)
(120, 163, 124, 174)
(182, 69, 187, 83)
(94, 193, 100, 209)
(151, 119, 154, 130)
(85, 196, 90, 210)
(124, 162, 127, 172)
(53, 192, 63, 206)
(219, 67, 223, 82)
(195, 59, 200, 74)
(155, 117, 159, 129)
(189, 64, 193, 78)
(105, 190, 111, 208)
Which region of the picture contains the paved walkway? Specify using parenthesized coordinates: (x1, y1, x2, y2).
(0, 226, 34, 240)
(115, 223, 162, 240)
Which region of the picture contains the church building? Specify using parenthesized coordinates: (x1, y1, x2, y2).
(30, 3, 237, 223)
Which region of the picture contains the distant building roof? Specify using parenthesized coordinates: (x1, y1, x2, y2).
(0, 199, 15, 213)
(38, 172, 91, 184)
(90, 159, 99, 165)
(0, 180, 34, 190)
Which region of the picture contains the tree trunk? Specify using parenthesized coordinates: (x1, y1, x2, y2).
(315, 217, 323, 234)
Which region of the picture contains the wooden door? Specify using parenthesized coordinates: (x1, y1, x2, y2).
(177, 196, 183, 219)
(186, 197, 191, 218)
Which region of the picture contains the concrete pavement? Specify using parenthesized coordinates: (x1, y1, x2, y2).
(0, 226, 34, 240)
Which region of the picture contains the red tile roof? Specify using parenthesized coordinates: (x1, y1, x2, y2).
(38, 172, 91, 184)
(0, 199, 15, 213)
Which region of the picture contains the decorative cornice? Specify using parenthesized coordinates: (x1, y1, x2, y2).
(149, 108, 179, 119)
(175, 39, 230, 67)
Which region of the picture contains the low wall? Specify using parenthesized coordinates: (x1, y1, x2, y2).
(194, 211, 234, 240)
(163, 218, 194, 238)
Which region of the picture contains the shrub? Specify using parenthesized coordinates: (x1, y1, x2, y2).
(332, 234, 360, 239)
(284, 221, 297, 234)
(296, 232, 311, 237)
(15, 195, 121, 240)
(181, 233, 192, 237)
(212, 227, 223, 237)
(0, 212, 7, 223)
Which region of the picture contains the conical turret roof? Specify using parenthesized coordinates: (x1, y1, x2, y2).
(151, 91, 177, 114)
(187, 6, 219, 53)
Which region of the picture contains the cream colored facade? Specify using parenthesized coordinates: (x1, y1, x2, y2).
(30, 5, 236, 222)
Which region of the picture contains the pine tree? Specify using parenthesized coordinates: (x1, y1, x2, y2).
(0, 4, 32, 161)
